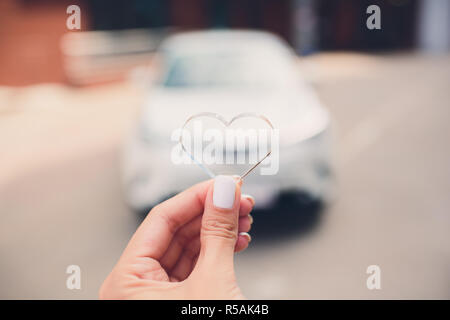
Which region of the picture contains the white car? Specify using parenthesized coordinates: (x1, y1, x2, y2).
(122, 30, 332, 213)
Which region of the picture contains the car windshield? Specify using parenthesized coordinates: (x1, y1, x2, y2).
(160, 49, 295, 89)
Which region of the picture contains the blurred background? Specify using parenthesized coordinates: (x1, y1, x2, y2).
(1, 0, 449, 299)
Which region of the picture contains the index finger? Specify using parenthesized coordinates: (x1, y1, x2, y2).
(121, 179, 213, 261)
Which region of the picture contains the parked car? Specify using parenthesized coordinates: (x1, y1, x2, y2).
(122, 30, 333, 213)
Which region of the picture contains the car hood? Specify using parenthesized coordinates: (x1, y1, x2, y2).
(141, 87, 329, 146)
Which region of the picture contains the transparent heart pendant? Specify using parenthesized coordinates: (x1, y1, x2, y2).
(178, 112, 274, 180)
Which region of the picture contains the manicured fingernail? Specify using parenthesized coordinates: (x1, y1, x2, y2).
(242, 194, 255, 206)
(248, 214, 253, 225)
(239, 232, 252, 242)
(213, 175, 237, 209)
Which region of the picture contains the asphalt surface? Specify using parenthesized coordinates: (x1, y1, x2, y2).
(1, 53, 449, 299)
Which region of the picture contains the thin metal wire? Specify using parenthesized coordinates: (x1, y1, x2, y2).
(179, 112, 274, 180)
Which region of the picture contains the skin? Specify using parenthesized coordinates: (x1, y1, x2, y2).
(99, 178, 253, 299)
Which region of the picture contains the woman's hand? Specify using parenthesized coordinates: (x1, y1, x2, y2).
(99, 175, 254, 299)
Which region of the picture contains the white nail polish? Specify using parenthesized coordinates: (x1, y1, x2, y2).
(213, 175, 236, 209)
(239, 232, 252, 242)
(242, 194, 255, 206)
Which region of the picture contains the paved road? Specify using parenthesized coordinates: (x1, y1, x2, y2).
(1, 53, 449, 299)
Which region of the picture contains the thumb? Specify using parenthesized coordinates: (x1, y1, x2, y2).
(197, 175, 241, 271)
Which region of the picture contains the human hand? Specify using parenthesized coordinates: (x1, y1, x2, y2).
(99, 175, 254, 299)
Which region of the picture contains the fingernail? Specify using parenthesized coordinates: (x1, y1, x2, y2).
(239, 232, 252, 242)
(232, 175, 243, 186)
(242, 194, 255, 206)
(248, 214, 253, 225)
(213, 175, 237, 209)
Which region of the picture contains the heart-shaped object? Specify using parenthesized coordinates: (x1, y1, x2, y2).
(179, 112, 274, 180)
